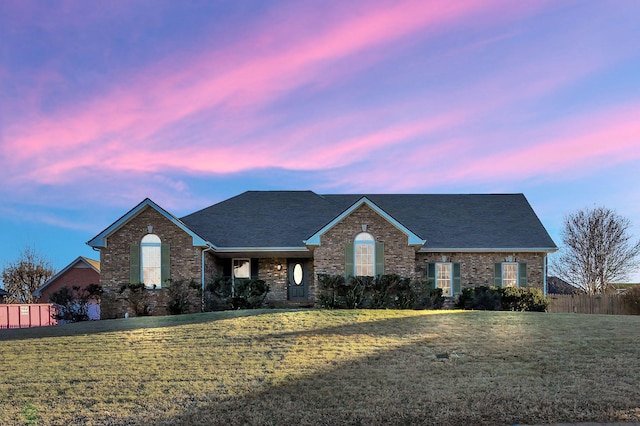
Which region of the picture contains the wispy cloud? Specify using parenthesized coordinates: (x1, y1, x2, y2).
(2, 0, 528, 185)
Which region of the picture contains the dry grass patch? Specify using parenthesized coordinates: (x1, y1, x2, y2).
(1, 309, 639, 425)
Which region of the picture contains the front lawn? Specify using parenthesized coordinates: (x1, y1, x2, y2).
(1, 309, 639, 425)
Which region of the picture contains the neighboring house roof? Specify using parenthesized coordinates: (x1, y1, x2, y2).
(547, 276, 581, 294)
(34, 256, 101, 297)
(88, 198, 209, 248)
(181, 191, 557, 252)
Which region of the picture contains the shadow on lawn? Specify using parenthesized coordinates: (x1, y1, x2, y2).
(145, 312, 638, 426)
(146, 333, 634, 426)
(0, 308, 292, 341)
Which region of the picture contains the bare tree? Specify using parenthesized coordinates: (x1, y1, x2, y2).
(1, 247, 55, 303)
(552, 207, 640, 294)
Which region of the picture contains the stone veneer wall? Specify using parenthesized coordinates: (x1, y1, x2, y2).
(415, 252, 547, 290)
(313, 204, 418, 299)
(100, 206, 203, 318)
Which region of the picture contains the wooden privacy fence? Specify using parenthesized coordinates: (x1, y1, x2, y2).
(0, 304, 58, 329)
(547, 294, 632, 315)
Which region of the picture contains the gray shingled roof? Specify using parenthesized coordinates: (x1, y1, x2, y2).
(180, 191, 557, 250)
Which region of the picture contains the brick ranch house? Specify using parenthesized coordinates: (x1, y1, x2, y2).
(88, 191, 557, 318)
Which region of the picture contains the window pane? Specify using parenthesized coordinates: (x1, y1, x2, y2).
(293, 263, 303, 285)
(436, 263, 451, 296)
(142, 243, 161, 288)
(355, 243, 374, 276)
(503, 263, 517, 287)
(233, 259, 251, 279)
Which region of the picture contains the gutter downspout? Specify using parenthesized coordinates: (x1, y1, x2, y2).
(543, 253, 548, 297)
(201, 246, 214, 312)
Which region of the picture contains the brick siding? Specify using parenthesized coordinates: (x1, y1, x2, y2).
(100, 206, 203, 318)
(313, 204, 418, 298)
(415, 252, 546, 290)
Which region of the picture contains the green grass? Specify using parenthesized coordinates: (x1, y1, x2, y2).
(1, 309, 639, 425)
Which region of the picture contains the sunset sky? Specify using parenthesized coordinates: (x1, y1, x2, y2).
(1, 0, 639, 282)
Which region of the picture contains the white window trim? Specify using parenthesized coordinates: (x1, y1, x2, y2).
(354, 232, 375, 277)
(141, 234, 162, 289)
(502, 262, 519, 288)
(436, 262, 453, 296)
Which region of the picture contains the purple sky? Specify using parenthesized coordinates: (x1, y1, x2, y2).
(1, 0, 639, 283)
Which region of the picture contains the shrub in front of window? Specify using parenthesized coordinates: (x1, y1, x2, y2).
(119, 283, 153, 316)
(317, 274, 444, 310)
(456, 286, 502, 310)
(205, 275, 233, 311)
(232, 278, 270, 309)
(205, 276, 270, 310)
(393, 275, 418, 309)
(368, 274, 396, 308)
(414, 285, 444, 310)
(50, 284, 103, 322)
(343, 276, 370, 309)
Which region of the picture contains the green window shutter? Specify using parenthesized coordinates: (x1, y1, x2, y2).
(375, 242, 384, 276)
(130, 244, 140, 284)
(452, 263, 461, 295)
(251, 258, 259, 279)
(427, 263, 436, 289)
(161, 243, 170, 286)
(518, 263, 528, 287)
(494, 263, 502, 288)
(344, 243, 354, 279)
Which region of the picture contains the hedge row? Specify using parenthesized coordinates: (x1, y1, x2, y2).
(456, 286, 548, 312)
(317, 274, 444, 310)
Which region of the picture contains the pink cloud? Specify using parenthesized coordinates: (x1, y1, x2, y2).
(3, 0, 518, 181)
(449, 104, 640, 183)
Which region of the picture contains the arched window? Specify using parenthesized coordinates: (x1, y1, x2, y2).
(141, 234, 162, 288)
(354, 232, 375, 277)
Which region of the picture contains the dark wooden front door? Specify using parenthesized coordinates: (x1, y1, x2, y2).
(288, 261, 307, 301)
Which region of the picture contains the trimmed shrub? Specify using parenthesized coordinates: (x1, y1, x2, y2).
(457, 286, 548, 312)
(166, 279, 198, 315)
(317, 274, 346, 309)
(416, 286, 445, 310)
(501, 287, 548, 312)
(232, 278, 270, 309)
(317, 274, 444, 310)
(119, 283, 153, 316)
(457, 286, 501, 310)
(206, 276, 270, 310)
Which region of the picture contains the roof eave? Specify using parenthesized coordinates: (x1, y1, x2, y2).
(418, 247, 559, 253)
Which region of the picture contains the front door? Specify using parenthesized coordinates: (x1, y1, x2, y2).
(288, 261, 307, 301)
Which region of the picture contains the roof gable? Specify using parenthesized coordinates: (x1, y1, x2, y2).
(87, 198, 208, 248)
(304, 197, 426, 246)
(34, 256, 100, 296)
